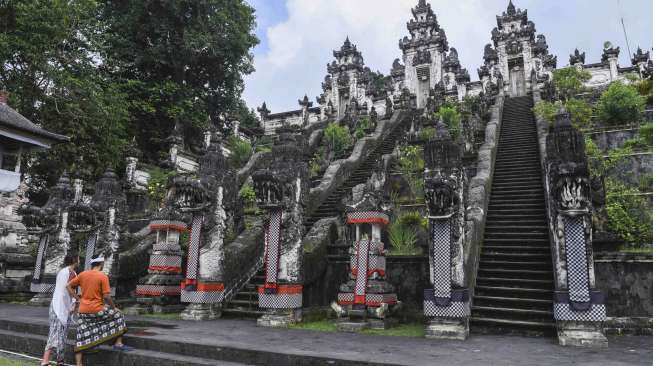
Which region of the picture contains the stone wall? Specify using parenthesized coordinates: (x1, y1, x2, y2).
(586, 127, 638, 151)
(465, 94, 505, 295)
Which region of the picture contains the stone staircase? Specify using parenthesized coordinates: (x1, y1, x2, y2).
(222, 116, 408, 316)
(471, 96, 555, 335)
(222, 267, 266, 318)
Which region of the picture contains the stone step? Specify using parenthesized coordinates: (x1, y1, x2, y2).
(482, 245, 550, 252)
(478, 259, 552, 271)
(470, 317, 555, 336)
(472, 305, 553, 319)
(484, 231, 549, 238)
(480, 252, 551, 262)
(476, 277, 553, 289)
(475, 285, 552, 299)
(485, 208, 546, 215)
(0, 328, 250, 366)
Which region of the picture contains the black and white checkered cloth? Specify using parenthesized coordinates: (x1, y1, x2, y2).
(32, 234, 49, 282)
(185, 216, 204, 281)
(554, 303, 606, 322)
(430, 219, 451, 300)
(258, 292, 302, 309)
(264, 209, 283, 284)
(354, 240, 371, 301)
(84, 230, 98, 271)
(563, 216, 590, 304)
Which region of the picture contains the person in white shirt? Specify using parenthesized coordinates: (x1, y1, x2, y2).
(41, 254, 79, 366)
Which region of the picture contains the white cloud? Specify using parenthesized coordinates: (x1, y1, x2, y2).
(244, 0, 653, 113)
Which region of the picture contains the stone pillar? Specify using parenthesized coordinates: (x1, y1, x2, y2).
(545, 113, 607, 348)
(602, 46, 620, 82)
(129, 218, 186, 314)
(332, 187, 398, 331)
(422, 137, 469, 340)
(252, 128, 308, 327)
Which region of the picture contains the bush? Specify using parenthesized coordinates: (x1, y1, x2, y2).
(388, 219, 419, 256)
(147, 167, 176, 209)
(635, 79, 653, 105)
(396, 211, 428, 230)
(639, 122, 653, 145)
(605, 178, 653, 245)
(533, 100, 560, 125)
(398, 145, 424, 199)
(436, 106, 462, 138)
(596, 81, 645, 125)
(418, 127, 436, 141)
(228, 136, 253, 168)
(565, 98, 593, 129)
(533, 99, 592, 129)
(324, 123, 353, 158)
(239, 183, 256, 207)
(552, 67, 592, 101)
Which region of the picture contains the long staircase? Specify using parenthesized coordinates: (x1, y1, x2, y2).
(471, 96, 555, 335)
(223, 113, 408, 317)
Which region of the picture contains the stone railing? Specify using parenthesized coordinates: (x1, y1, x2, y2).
(307, 111, 406, 216)
(464, 94, 505, 294)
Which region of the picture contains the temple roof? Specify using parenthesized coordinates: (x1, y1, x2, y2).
(0, 99, 68, 148)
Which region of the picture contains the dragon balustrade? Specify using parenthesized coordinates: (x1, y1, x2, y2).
(544, 112, 607, 347)
(251, 127, 309, 327)
(422, 130, 470, 340)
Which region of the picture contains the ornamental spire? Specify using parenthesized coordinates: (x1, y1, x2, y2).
(507, 0, 516, 15)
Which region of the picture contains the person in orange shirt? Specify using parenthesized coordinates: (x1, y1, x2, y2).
(67, 256, 131, 366)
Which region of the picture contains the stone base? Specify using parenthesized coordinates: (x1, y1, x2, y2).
(557, 326, 608, 348)
(367, 317, 396, 330)
(28, 293, 51, 307)
(336, 320, 369, 332)
(180, 303, 222, 321)
(257, 309, 302, 328)
(123, 303, 153, 315)
(425, 318, 469, 341)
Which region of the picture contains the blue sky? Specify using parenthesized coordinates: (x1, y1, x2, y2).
(243, 0, 653, 113)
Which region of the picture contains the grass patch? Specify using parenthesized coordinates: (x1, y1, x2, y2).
(362, 323, 425, 338)
(141, 313, 181, 320)
(619, 246, 653, 253)
(0, 356, 33, 366)
(290, 320, 425, 338)
(290, 320, 337, 332)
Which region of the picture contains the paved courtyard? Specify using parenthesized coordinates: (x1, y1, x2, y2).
(0, 304, 650, 366)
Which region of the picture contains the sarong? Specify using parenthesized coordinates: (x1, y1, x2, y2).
(45, 306, 70, 361)
(75, 306, 127, 352)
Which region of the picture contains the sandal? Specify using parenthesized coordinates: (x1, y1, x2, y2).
(112, 344, 134, 352)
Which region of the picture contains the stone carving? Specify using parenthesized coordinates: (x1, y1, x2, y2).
(422, 134, 469, 340)
(570, 49, 586, 66)
(413, 49, 432, 66)
(545, 112, 607, 347)
(252, 128, 309, 327)
(180, 131, 241, 320)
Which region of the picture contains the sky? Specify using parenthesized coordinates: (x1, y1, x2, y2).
(243, 0, 653, 113)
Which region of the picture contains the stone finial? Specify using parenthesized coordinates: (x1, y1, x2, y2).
(632, 47, 650, 66)
(507, 0, 516, 15)
(257, 102, 271, 121)
(298, 94, 312, 108)
(601, 43, 620, 62)
(570, 49, 586, 65)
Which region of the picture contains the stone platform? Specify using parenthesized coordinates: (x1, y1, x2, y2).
(0, 304, 651, 366)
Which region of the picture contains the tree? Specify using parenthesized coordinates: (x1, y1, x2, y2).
(99, 0, 259, 162)
(0, 0, 130, 197)
(435, 106, 462, 138)
(596, 81, 645, 125)
(552, 67, 591, 101)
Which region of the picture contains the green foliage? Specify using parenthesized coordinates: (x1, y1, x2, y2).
(362, 323, 425, 337)
(639, 122, 653, 145)
(552, 67, 592, 101)
(396, 211, 428, 230)
(533, 99, 592, 129)
(397, 145, 424, 198)
(564, 98, 593, 129)
(418, 127, 436, 141)
(0, 0, 131, 195)
(596, 81, 646, 125)
(605, 178, 653, 245)
(101, 1, 259, 158)
(634, 79, 653, 105)
(388, 219, 419, 256)
(435, 106, 461, 138)
(533, 101, 561, 125)
(227, 136, 253, 168)
(324, 123, 353, 158)
(147, 168, 176, 209)
(585, 137, 633, 177)
(289, 320, 337, 333)
(239, 183, 256, 207)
